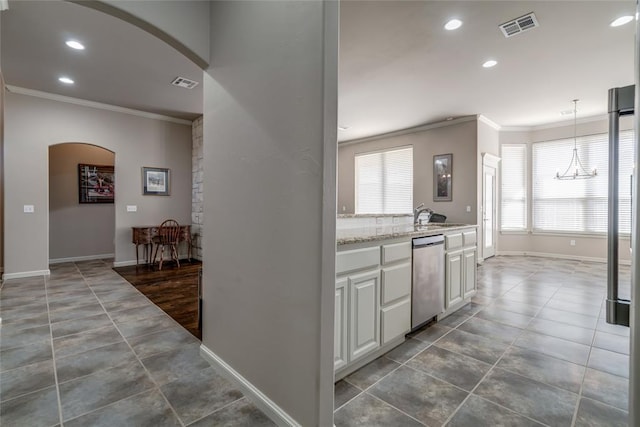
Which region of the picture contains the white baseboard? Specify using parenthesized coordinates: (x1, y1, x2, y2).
(49, 253, 114, 264)
(494, 250, 633, 265)
(199, 344, 300, 427)
(2, 269, 51, 280)
(112, 260, 143, 268)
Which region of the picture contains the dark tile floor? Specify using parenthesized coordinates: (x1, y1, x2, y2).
(0, 260, 275, 427)
(1, 256, 632, 426)
(334, 256, 630, 427)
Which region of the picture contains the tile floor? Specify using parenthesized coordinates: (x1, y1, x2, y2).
(334, 256, 631, 427)
(1, 257, 632, 426)
(0, 260, 275, 427)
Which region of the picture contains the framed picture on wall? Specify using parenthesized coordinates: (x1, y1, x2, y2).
(78, 164, 115, 204)
(433, 153, 452, 202)
(142, 167, 170, 196)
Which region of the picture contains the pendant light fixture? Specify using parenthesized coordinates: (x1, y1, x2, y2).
(555, 99, 598, 180)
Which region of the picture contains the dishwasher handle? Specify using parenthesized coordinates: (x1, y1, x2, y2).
(413, 234, 444, 248)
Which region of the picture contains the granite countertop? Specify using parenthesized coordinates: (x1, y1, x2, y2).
(336, 223, 477, 246)
(337, 213, 413, 218)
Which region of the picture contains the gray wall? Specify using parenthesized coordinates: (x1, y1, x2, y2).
(1, 73, 4, 273)
(498, 116, 634, 262)
(49, 143, 115, 261)
(338, 118, 478, 224)
(3, 92, 192, 276)
(201, 1, 337, 425)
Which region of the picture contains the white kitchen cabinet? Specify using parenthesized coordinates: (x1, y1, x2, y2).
(463, 248, 477, 298)
(349, 270, 381, 361)
(445, 250, 463, 308)
(335, 240, 411, 379)
(334, 277, 348, 371)
(381, 298, 411, 344)
(444, 229, 477, 311)
(381, 262, 411, 305)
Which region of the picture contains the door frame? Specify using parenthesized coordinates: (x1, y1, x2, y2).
(481, 153, 500, 262)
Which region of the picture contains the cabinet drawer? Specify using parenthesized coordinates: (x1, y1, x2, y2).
(463, 230, 477, 246)
(381, 298, 411, 344)
(381, 241, 411, 265)
(381, 262, 411, 305)
(336, 246, 380, 275)
(445, 233, 463, 250)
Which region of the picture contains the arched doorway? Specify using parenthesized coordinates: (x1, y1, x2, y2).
(49, 143, 115, 264)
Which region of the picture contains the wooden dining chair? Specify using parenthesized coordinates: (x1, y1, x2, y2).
(152, 219, 181, 270)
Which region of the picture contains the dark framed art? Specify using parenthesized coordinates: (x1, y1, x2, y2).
(142, 167, 170, 196)
(78, 164, 115, 204)
(433, 153, 452, 202)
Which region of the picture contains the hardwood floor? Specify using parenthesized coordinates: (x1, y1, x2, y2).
(113, 260, 202, 339)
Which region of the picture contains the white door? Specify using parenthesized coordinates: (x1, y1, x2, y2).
(482, 153, 500, 260)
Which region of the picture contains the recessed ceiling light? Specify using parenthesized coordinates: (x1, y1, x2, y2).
(482, 60, 497, 68)
(338, 126, 349, 131)
(58, 77, 74, 84)
(65, 40, 85, 50)
(444, 19, 463, 31)
(610, 15, 634, 27)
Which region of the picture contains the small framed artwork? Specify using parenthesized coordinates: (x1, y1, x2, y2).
(142, 167, 170, 196)
(78, 164, 115, 204)
(433, 153, 452, 202)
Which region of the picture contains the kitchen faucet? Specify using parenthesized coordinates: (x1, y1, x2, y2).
(414, 203, 433, 225)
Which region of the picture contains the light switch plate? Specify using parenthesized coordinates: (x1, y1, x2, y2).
(126, 205, 137, 212)
(466, 206, 471, 212)
(23, 205, 34, 213)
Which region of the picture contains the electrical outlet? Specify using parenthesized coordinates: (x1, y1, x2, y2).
(570, 239, 576, 246)
(23, 205, 34, 213)
(126, 205, 137, 212)
(342, 205, 346, 212)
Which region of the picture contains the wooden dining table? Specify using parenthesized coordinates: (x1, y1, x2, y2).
(131, 225, 192, 265)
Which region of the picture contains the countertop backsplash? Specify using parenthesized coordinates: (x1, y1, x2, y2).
(336, 214, 413, 230)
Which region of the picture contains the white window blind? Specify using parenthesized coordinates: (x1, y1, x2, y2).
(501, 144, 527, 231)
(355, 146, 413, 214)
(532, 130, 634, 234)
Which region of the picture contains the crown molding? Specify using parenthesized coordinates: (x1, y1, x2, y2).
(5, 85, 193, 125)
(499, 126, 533, 132)
(339, 115, 477, 146)
(530, 114, 609, 131)
(477, 115, 501, 131)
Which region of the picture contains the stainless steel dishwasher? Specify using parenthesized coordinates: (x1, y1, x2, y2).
(412, 234, 445, 329)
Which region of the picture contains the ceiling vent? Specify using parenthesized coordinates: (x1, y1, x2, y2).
(171, 77, 199, 89)
(499, 12, 539, 38)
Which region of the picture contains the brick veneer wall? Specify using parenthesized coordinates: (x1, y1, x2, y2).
(191, 116, 203, 260)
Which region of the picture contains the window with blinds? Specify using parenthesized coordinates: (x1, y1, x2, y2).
(501, 144, 527, 231)
(355, 146, 413, 214)
(532, 130, 634, 234)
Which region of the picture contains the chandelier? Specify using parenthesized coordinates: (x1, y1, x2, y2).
(555, 99, 597, 180)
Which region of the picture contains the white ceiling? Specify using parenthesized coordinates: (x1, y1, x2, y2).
(1, 1, 636, 138)
(1, 0, 203, 121)
(339, 1, 636, 141)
